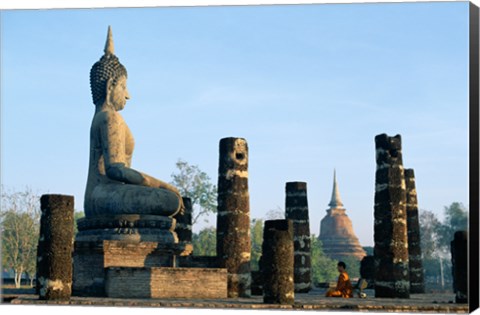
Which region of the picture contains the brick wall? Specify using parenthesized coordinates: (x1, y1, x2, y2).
(105, 267, 228, 299)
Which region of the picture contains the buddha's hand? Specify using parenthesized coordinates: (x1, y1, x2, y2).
(177, 193, 186, 216)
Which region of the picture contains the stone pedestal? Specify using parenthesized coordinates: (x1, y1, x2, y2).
(72, 214, 190, 296)
(405, 169, 425, 294)
(262, 220, 294, 305)
(373, 134, 410, 298)
(216, 137, 251, 298)
(174, 197, 193, 244)
(285, 181, 312, 293)
(451, 231, 468, 304)
(75, 214, 178, 243)
(36, 194, 75, 300)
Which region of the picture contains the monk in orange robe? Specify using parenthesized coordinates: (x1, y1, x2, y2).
(326, 261, 353, 298)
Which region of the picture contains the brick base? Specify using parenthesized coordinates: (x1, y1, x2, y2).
(105, 267, 228, 299)
(72, 240, 191, 297)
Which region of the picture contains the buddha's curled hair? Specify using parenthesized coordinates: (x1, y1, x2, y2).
(90, 53, 128, 106)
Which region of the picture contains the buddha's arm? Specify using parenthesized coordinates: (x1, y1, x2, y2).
(100, 112, 184, 208)
(140, 173, 185, 214)
(139, 173, 181, 193)
(106, 163, 180, 195)
(100, 112, 148, 185)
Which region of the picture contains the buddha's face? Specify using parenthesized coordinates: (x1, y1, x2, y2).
(107, 75, 130, 111)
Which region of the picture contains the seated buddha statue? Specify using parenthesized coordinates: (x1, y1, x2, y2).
(84, 27, 184, 218)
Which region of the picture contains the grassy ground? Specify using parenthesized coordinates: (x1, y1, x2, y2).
(1, 283, 35, 302)
(2, 284, 34, 289)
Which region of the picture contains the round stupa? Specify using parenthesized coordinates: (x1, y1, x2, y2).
(318, 170, 366, 261)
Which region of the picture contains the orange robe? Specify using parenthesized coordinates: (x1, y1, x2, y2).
(325, 271, 353, 298)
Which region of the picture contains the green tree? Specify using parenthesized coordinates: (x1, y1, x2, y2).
(192, 227, 216, 256)
(170, 159, 217, 224)
(250, 209, 284, 271)
(1, 187, 40, 288)
(74, 211, 85, 234)
(363, 246, 373, 256)
(265, 207, 284, 220)
(24, 241, 37, 287)
(418, 206, 466, 290)
(419, 209, 445, 288)
(341, 256, 361, 279)
(311, 236, 338, 284)
(422, 257, 451, 287)
(250, 218, 263, 270)
(419, 209, 442, 260)
(437, 202, 468, 253)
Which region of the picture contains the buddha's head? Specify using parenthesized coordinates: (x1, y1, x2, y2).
(90, 26, 130, 111)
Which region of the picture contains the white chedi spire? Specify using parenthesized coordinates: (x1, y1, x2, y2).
(328, 169, 344, 209)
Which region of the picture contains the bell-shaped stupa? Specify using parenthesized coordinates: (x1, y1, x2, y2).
(318, 170, 366, 261)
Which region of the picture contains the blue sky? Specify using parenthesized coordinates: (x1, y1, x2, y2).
(1, 2, 470, 246)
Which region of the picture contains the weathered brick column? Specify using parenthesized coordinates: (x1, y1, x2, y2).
(373, 134, 410, 298)
(36, 194, 74, 300)
(405, 169, 425, 294)
(174, 197, 192, 244)
(451, 230, 468, 303)
(216, 137, 251, 298)
(285, 181, 311, 293)
(262, 219, 294, 304)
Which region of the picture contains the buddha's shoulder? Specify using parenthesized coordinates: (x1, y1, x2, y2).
(94, 110, 126, 125)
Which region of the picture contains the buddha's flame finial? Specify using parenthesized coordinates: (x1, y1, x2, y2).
(104, 26, 114, 55)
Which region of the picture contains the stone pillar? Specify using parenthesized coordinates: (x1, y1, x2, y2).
(174, 197, 192, 244)
(216, 137, 251, 298)
(451, 231, 468, 303)
(250, 270, 263, 296)
(373, 134, 410, 298)
(262, 219, 294, 304)
(36, 194, 74, 300)
(285, 181, 311, 293)
(405, 169, 425, 294)
(360, 255, 375, 285)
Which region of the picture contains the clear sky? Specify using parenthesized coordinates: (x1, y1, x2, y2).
(1, 2, 470, 246)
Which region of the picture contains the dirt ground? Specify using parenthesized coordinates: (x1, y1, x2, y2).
(1, 287, 469, 313)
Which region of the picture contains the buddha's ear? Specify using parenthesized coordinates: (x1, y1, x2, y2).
(105, 77, 114, 99)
